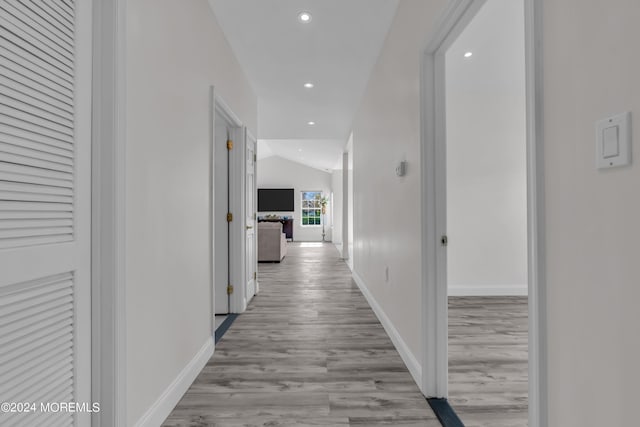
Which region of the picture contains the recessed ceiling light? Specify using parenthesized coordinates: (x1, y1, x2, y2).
(307, 121, 315, 126)
(298, 148, 303, 152)
(464, 51, 473, 58)
(303, 82, 314, 89)
(298, 12, 312, 23)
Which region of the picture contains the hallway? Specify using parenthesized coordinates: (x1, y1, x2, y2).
(163, 243, 440, 426)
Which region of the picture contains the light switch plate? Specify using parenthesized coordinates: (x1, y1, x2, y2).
(596, 112, 631, 169)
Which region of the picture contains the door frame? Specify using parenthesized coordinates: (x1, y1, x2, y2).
(212, 91, 249, 317)
(419, 0, 547, 426)
(91, 0, 127, 425)
(244, 129, 258, 298)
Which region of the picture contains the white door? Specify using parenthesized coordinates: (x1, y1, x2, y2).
(0, 1, 92, 425)
(214, 108, 231, 314)
(245, 130, 257, 301)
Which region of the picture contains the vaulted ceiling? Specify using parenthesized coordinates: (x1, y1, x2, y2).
(208, 0, 399, 170)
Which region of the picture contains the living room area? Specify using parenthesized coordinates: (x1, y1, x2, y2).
(256, 139, 353, 265)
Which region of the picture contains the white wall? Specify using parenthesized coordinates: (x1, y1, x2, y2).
(543, 0, 640, 425)
(351, 0, 448, 373)
(445, 0, 528, 295)
(126, 0, 256, 424)
(257, 156, 333, 242)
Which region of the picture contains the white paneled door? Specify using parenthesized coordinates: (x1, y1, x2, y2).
(214, 107, 232, 315)
(0, 1, 92, 425)
(245, 130, 257, 303)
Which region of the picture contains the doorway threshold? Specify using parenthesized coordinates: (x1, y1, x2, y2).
(214, 314, 238, 344)
(427, 398, 465, 427)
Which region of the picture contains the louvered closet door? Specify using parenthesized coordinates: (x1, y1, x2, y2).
(0, 1, 92, 426)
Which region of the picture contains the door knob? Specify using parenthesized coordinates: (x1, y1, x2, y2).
(246, 225, 253, 229)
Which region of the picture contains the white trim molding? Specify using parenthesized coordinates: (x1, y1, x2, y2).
(448, 284, 528, 296)
(133, 338, 214, 427)
(352, 272, 422, 387)
(420, 0, 488, 399)
(524, 0, 547, 425)
(209, 87, 216, 336)
(91, 0, 127, 425)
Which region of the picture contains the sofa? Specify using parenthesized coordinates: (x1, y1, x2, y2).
(258, 222, 287, 262)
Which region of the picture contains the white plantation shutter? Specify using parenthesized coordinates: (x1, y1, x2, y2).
(0, 1, 91, 426)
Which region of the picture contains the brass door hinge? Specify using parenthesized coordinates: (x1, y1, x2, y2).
(227, 140, 233, 150)
(254, 153, 257, 162)
(227, 284, 234, 295)
(227, 213, 233, 222)
(254, 272, 257, 280)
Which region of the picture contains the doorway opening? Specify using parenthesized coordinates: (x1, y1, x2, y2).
(445, 1, 528, 424)
(446, 0, 528, 298)
(421, 0, 545, 425)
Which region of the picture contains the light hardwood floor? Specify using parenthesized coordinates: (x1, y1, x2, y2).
(163, 243, 440, 427)
(448, 296, 529, 427)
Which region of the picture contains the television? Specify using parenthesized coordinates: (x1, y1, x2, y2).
(258, 188, 294, 212)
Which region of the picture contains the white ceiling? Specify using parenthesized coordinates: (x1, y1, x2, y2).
(208, 0, 399, 170)
(257, 138, 345, 172)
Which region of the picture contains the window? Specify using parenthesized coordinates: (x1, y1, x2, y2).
(301, 191, 323, 226)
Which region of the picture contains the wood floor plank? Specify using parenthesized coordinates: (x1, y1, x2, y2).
(162, 243, 439, 426)
(448, 296, 528, 427)
(163, 418, 351, 427)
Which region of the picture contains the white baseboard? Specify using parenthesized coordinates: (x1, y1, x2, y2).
(448, 284, 528, 296)
(134, 337, 214, 427)
(351, 271, 422, 387)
